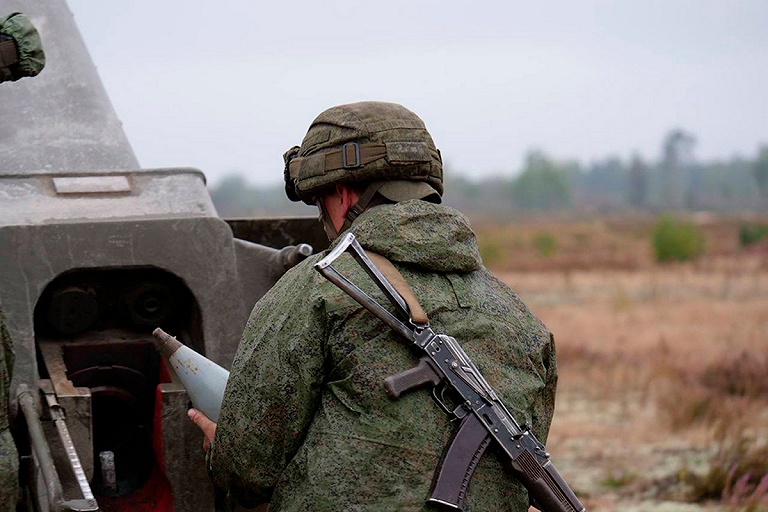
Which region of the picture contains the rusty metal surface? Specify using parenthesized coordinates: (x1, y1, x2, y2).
(38, 341, 93, 482)
(40, 380, 97, 509)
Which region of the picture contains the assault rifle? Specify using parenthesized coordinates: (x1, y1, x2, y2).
(315, 233, 585, 512)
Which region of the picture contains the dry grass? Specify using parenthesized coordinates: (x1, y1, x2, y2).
(473, 213, 768, 273)
(476, 214, 768, 512)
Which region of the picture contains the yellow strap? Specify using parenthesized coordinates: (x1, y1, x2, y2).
(367, 252, 429, 325)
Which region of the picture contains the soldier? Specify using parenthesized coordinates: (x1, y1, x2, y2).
(0, 307, 18, 511)
(1, 12, 44, 511)
(190, 102, 558, 511)
(0, 11, 45, 83)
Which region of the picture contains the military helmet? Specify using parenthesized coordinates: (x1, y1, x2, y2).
(284, 101, 443, 205)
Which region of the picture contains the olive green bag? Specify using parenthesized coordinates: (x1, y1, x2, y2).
(0, 12, 45, 82)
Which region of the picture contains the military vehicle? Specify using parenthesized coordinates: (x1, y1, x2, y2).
(0, 1, 326, 510)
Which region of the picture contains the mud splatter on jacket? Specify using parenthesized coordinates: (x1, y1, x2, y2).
(0, 307, 19, 511)
(208, 200, 558, 511)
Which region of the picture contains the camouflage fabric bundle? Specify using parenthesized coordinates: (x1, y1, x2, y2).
(0, 12, 45, 83)
(208, 200, 557, 511)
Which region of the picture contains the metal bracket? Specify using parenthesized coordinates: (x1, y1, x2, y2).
(341, 142, 361, 168)
(315, 233, 414, 341)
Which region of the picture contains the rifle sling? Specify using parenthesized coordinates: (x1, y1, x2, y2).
(366, 252, 429, 325)
(365, 250, 488, 510)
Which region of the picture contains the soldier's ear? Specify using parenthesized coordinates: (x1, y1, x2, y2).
(339, 184, 361, 210)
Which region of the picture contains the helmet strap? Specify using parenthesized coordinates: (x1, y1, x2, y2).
(319, 182, 393, 240)
(316, 200, 340, 241)
(342, 182, 386, 232)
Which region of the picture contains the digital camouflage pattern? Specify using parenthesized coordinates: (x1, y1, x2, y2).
(208, 200, 558, 511)
(0, 307, 19, 511)
(284, 101, 443, 205)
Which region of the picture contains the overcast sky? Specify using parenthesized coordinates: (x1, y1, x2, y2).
(66, 0, 768, 187)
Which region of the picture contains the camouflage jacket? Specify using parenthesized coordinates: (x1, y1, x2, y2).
(0, 307, 19, 511)
(208, 200, 558, 511)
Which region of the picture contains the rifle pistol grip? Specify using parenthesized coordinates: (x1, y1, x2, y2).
(383, 357, 442, 399)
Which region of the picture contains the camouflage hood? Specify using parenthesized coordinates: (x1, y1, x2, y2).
(345, 199, 483, 273)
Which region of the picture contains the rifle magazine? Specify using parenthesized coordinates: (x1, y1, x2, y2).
(428, 414, 492, 511)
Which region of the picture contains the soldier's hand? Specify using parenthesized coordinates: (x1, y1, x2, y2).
(187, 408, 217, 452)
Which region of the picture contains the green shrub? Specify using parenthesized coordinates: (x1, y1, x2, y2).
(478, 238, 505, 268)
(600, 469, 637, 489)
(533, 233, 557, 257)
(652, 216, 705, 262)
(739, 223, 768, 247)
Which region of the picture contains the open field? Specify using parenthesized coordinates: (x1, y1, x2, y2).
(477, 215, 768, 512)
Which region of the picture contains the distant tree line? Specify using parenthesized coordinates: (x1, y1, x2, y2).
(210, 175, 313, 218)
(210, 130, 768, 217)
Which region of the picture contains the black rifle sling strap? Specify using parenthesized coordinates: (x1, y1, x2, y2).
(366, 252, 429, 325)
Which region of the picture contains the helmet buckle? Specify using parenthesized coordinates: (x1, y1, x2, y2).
(342, 142, 361, 169)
